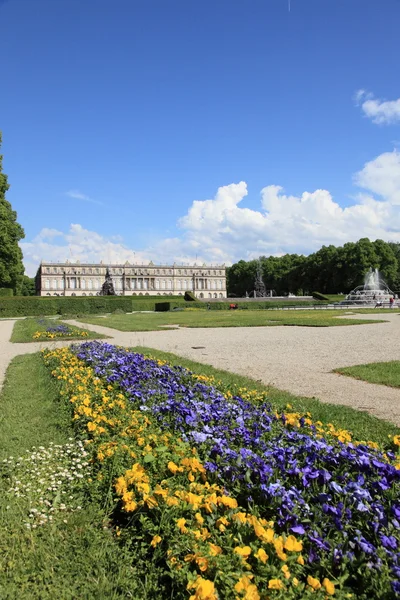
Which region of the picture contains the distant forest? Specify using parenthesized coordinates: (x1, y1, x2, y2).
(226, 238, 400, 297)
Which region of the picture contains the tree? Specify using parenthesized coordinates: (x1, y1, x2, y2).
(16, 275, 36, 296)
(0, 133, 25, 291)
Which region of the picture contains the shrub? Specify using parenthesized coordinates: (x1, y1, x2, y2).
(184, 291, 196, 301)
(131, 301, 158, 312)
(0, 288, 13, 297)
(155, 302, 172, 312)
(312, 292, 330, 302)
(0, 296, 132, 318)
(155, 302, 184, 312)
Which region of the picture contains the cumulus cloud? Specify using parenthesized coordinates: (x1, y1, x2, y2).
(356, 90, 400, 125)
(21, 149, 400, 276)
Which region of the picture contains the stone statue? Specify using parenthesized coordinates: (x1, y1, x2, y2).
(254, 259, 267, 297)
(99, 267, 116, 296)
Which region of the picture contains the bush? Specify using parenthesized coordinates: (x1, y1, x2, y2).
(0, 288, 13, 297)
(184, 291, 196, 301)
(312, 291, 330, 302)
(155, 302, 185, 312)
(131, 301, 158, 312)
(155, 302, 171, 312)
(0, 296, 132, 318)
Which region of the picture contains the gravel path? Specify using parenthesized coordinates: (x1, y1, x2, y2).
(1, 314, 400, 426)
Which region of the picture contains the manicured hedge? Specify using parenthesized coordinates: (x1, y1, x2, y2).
(312, 291, 330, 302)
(184, 291, 196, 301)
(155, 302, 173, 312)
(0, 296, 132, 318)
(0, 288, 13, 297)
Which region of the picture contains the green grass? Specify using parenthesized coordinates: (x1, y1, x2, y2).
(335, 360, 400, 389)
(323, 294, 346, 302)
(132, 346, 400, 445)
(10, 317, 107, 343)
(76, 309, 386, 332)
(0, 354, 152, 599)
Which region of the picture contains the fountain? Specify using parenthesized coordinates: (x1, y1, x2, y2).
(253, 259, 267, 297)
(341, 268, 396, 306)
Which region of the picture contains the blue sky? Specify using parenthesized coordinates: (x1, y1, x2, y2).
(1, 0, 400, 275)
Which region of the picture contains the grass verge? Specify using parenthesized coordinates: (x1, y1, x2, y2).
(335, 360, 400, 389)
(0, 353, 147, 599)
(76, 309, 387, 332)
(133, 346, 400, 445)
(10, 317, 107, 343)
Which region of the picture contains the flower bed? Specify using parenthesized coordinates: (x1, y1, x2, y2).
(33, 318, 89, 340)
(42, 342, 400, 599)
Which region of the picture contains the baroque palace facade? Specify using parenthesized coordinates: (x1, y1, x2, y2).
(37, 261, 227, 298)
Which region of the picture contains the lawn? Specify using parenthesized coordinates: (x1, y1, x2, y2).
(335, 360, 400, 388)
(10, 317, 106, 343)
(76, 309, 386, 332)
(0, 354, 150, 599)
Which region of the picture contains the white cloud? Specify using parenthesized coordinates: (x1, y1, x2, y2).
(65, 189, 104, 206)
(356, 90, 400, 125)
(21, 149, 400, 276)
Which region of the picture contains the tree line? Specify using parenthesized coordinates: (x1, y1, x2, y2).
(227, 238, 400, 297)
(0, 133, 35, 295)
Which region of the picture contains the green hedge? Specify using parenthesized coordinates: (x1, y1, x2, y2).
(312, 291, 330, 302)
(0, 288, 13, 297)
(184, 291, 196, 301)
(155, 302, 172, 312)
(0, 296, 132, 318)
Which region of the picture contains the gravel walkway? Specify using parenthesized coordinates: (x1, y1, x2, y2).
(1, 314, 400, 426)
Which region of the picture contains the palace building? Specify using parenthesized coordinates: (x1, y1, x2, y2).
(36, 261, 227, 298)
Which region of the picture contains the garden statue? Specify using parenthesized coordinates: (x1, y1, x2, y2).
(99, 267, 116, 296)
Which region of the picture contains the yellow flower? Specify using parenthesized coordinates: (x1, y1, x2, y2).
(176, 518, 187, 533)
(281, 564, 291, 579)
(217, 495, 238, 509)
(150, 535, 162, 547)
(234, 546, 252, 559)
(292, 578, 299, 587)
(195, 512, 204, 525)
(187, 577, 217, 600)
(284, 535, 303, 552)
(297, 555, 305, 565)
(234, 576, 260, 600)
(307, 575, 322, 590)
(268, 579, 285, 590)
(195, 556, 208, 572)
(323, 578, 335, 595)
(254, 548, 268, 563)
(208, 543, 222, 556)
(168, 461, 182, 474)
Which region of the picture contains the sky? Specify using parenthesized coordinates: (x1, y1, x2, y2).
(0, 0, 400, 276)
